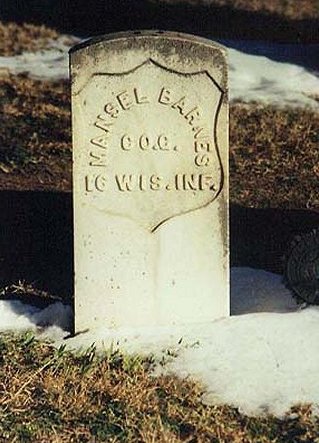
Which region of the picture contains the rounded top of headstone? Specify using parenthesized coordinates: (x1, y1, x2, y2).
(69, 30, 226, 55)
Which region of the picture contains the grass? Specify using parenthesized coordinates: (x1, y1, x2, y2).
(0, 22, 59, 57)
(220, 0, 319, 19)
(0, 332, 319, 442)
(158, 0, 319, 20)
(0, 74, 71, 190)
(230, 103, 319, 211)
(0, 281, 64, 307)
(0, 75, 70, 165)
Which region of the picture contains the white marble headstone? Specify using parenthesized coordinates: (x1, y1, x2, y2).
(70, 31, 229, 331)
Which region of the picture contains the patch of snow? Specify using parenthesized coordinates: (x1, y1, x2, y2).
(226, 45, 319, 108)
(160, 308, 319, 417)
(219, 39, 319, 72)
(0, 300, 72, 334)
(1, 267, 318, 417)
(0, 300, 37, 331)
(0, 36, 317, 108)
(0, 35, 80, 81)
(231, 267, 299, 314)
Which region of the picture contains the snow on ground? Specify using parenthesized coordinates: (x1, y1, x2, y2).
(161, 307, 319, 417)
(227, 45, 319, 108)
(1, 267, 319, 417)
(0, 299, 72, 335)
(231, 267, 299, 314)
(0, 36, 318, 108)
(0, 35, 80, 81)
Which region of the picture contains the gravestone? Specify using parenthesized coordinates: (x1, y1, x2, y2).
(70, 31, 229, 331)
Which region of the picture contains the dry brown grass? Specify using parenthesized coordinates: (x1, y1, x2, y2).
(0, 21, 60, 56)
(1, 333, 319, 442)
(230, 103, 319, 211)
(156, 0, 319, 19)
(0, 281, 63, 307)
(228, 0, 318, 19)
(0, 74, 71, 190)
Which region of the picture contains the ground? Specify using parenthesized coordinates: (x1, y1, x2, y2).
(1, 333, 319, 442)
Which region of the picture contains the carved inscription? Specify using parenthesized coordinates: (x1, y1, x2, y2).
(85, 174, 107, 192)
(120, 134, 178, 152)
(85, 173, 216, 192)
(74, 57, 224, 230)
(86, 84, 217, 193)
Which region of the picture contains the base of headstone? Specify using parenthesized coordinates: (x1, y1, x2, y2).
(75, 201, 228, 330)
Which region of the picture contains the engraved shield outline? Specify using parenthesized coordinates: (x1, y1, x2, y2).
(79, 58, 225, 232)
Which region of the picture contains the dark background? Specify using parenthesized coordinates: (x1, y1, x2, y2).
(0, 0, 318, 43)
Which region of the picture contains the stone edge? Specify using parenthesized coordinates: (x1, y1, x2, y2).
(69, 30, 227, 55)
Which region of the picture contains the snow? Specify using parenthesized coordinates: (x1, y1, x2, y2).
(0, 35, 80, 81)
(1, 267, 319, 417)
(0, 299, 72, 334)
(227, 45, 319, 108)
(231, 267, 299, 314)
(161, 308, 319, 417)
(0, 36, 318, 108)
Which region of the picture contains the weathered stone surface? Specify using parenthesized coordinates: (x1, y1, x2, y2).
(70, 31, 229, 331)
